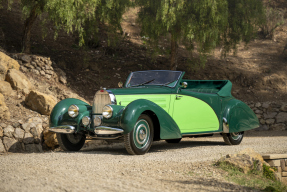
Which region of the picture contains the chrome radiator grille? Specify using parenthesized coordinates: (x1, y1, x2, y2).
(92, 90, 112, 114)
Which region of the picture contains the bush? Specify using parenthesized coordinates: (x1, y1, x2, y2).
(260, 7, 286, 39)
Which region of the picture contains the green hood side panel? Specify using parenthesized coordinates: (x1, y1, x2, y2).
(50, 98, 91, 130)
(116, 94, 172, 113)
(222, 99, 259, 133)
(120, 99, 182, 139)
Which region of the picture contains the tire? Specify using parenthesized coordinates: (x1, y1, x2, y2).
(165, 138, 182, 143)
(124, 114, 154, 155)
(56, 133, 86, 151)
(222, 132, 244, 145)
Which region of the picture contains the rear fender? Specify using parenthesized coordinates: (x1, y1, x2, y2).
(222, 99, 259, 133)
(120, 99, 182, 139)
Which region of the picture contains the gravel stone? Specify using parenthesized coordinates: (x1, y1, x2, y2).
(0, 132, 287, 192)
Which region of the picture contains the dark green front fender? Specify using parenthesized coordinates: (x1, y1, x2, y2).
(50, 98, 91, 131)
(120, 99, 182, 139)
(222, 99, 259, 133)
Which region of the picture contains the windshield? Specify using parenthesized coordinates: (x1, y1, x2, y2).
(126, 70, 182, 88)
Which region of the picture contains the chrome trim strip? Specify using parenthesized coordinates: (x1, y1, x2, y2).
(49, 125, 75, 134)
(222, 117, 229, 133)
(94, 126, 124, 135)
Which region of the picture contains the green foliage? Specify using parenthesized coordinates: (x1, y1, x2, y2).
(1, 0, 131, 47)
(216, 161, 287, 192)
(263, 164, 277, 181)
(260, 7, 286, 39)
(136, 0, 265, 68)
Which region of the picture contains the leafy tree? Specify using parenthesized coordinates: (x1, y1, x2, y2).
(1, 0, 131, 53)
(136, 0, 265, 70)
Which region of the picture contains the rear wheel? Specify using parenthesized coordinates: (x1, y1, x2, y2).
(222, 132, 244, 145)
(124, 114, 154, 155)
(56, 133, 86, 151)
(165, 138, 182, 143)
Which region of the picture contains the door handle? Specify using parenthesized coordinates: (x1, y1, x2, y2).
(176, 95, 182, 100)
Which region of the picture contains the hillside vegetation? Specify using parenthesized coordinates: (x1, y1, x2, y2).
(0, 0, 286, 104)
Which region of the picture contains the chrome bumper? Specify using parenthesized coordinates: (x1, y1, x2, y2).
(94, 126, 124, 135)
(49, 125, 75, 134)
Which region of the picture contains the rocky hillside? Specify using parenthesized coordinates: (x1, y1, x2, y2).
(0, 51, 103, 153)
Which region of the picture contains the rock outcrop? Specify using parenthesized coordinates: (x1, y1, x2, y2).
(0, 51, 20, 71)
(0, 93, 10, 120)
(5, 69, 33, 94)
(25, 91, 57, 115)
(0, 81, 12, 95)
(217, 148, 266, 174)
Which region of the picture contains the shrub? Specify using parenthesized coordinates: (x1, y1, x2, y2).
(260, 7, 286, 39)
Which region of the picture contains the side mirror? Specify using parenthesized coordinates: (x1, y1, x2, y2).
(118, 82, 123, 88)
(181, 82, 188, 89)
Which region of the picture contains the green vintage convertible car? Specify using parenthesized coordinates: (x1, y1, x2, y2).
(49, 70, 259, 155)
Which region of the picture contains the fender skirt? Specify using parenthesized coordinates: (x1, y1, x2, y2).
(120, 99, 182, 139)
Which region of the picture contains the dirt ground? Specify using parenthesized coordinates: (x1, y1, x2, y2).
(0, 131, 287, 192)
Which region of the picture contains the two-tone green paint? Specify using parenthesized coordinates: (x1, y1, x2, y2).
(50, 98, 91, 131)
(116, 93, 220, 134)
(119, 99, 182, 139)
(50, 71, 259, 140)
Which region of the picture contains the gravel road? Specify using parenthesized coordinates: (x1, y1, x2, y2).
(1, 131, 287, 192)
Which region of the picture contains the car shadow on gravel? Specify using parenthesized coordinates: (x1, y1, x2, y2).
(55, 140, 227, 155)
(162, 178, 255, 191)
(148, 140, 226, 153)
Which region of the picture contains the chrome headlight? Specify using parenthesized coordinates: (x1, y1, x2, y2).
(94, 116, 102, 126)
(102, 105, 113, 119)
(68, 105, 79, 118)
(82, 116, 91, 126)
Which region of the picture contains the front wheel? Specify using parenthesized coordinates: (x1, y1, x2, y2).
(56, 133, 86, 151)
(222, 132, 244, 145)
(124, 114, 154, 155)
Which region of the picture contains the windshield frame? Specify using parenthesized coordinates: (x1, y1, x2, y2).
(125, 70, 183, 88)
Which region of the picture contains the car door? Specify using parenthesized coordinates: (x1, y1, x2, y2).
(171, 91, 220, 134)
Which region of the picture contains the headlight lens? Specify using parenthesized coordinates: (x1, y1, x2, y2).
(102, 105, 113, 118)
(82, 116, 91, 126)
(68, 105, 79, 118)
(93, 116, 102, 126)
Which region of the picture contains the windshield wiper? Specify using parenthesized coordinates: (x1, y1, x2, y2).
(160, 80, 176, 87)
(130, 79, 155, 87)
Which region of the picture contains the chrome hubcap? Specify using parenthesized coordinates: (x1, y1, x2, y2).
(133, 119, 150, 149)
(230, 132, 242, 140)
(139, 129, 146, 141)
